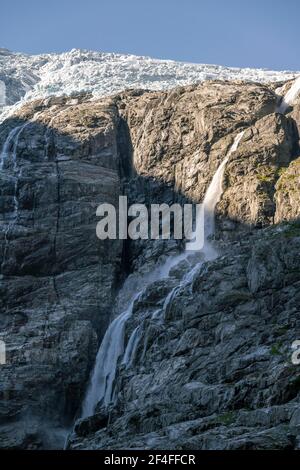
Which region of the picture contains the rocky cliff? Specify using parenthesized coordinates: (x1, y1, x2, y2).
(0, 94, 123, 448)
(0, 78, 300, 449)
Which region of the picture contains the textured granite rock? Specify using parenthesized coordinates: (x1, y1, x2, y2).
(0, 94, 123, 448)
(1, 78, 300, 449)
(68, 228, 300, 450)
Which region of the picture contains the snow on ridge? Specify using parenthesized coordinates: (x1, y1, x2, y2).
(0, 48, 299, 122)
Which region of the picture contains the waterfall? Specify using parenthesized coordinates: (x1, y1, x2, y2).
(186, 130, 244, 254)
(1, 113, 43, 218)
(81, 297, 136, 418)
(1, 122, 32, 218)
(162, 131, 245, 316)
(0, 123, 31, 272)
(0, 80, 6, 107)
(202, 131, 244, 239)
(0, 124, 26, 170)
(81, 268, 169, 418)
(81, 131, 245, 419)
(122, 326, 140, 368)
(0, 110, 44, 170)
(276, 76, 300, 114)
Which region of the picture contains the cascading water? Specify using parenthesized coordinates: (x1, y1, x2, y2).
(162, 131, 245, 317)
(81, 261, 173, 418)
(276, 76, 300, 114)
(81, 131, 245, 419)
(0, 122, 31, 272)
(81, 296, 137, 418)
(0, 112, 43, 220)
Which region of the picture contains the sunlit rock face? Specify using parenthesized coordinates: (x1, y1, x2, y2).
(0, 76, 300, 449)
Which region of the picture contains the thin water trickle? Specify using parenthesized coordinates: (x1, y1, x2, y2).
(0, 122, 32, 273)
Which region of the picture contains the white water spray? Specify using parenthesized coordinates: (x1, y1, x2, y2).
(81, 297, 137, 418)
(81, 131, 245, 418)
(187, 130, 244, 252)
(162, 131, 245, 317)
(203, 131, 244, 235)
(0, 124, 25, 170)
(0, 80, 6, 107)
(0, 122, 33, 272)
(122, 326, 140, 368)
(276, 76, 300, 114)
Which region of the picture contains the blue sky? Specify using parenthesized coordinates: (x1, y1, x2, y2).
(1, 0, 299, 70)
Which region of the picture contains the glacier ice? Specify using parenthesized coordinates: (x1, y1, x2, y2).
(1, 48, 300, 123)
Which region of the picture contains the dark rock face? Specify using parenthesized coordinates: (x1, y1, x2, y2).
(0, 80, 300, 449)
(0, 95, 123, 448)
(68, 230, 300, 450)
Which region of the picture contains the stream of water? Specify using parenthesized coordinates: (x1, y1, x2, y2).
(81, 131, 245, 418)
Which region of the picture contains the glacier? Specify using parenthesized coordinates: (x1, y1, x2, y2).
(0, 47, 299, 123)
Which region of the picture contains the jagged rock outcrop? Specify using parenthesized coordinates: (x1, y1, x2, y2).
(0, 78, 300, 449)
(1, 48, 296, 115)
